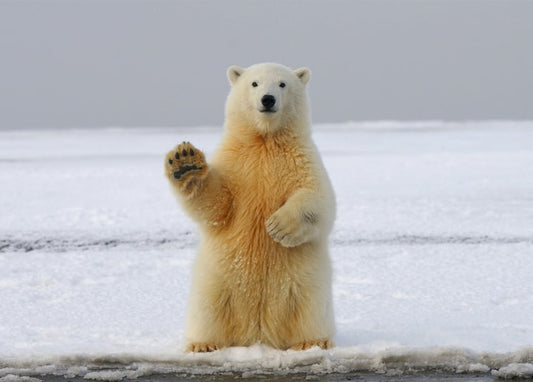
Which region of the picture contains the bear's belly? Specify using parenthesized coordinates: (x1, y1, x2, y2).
(221, 193, 292, 276)
(207, 182, 302, 323)
(206, 226, 315, 346)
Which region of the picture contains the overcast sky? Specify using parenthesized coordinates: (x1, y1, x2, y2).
(1, 0, 532, 129)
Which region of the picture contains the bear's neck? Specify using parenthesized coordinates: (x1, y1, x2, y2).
(224, 118, 311, 147)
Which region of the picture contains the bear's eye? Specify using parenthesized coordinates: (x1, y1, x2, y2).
(279, 82, 286, 88)
(252, 82, 258, 87)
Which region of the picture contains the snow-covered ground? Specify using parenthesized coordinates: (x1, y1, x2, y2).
(1, 121, 532, 380)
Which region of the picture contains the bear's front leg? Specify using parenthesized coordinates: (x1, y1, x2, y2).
(266, 189, 321, 248)
(165, 141, 208, 196)
(165, 142, 233, 228)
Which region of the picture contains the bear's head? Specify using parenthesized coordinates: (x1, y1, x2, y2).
(225, 63, 311, 135)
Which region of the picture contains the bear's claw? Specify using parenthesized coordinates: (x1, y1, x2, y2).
(290, 339, 333, 351)
(186, 343, 219, 353)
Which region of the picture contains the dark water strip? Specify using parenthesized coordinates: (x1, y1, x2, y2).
(333, 235, 533, 246)
(2, 234, 532, 253)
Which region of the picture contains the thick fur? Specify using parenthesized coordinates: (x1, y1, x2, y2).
(165, 63, 336, 352)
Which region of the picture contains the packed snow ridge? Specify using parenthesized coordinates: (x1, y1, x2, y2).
(1, 121, 532, 379)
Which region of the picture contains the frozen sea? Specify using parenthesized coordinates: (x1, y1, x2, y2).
(0, 121, 532, 381)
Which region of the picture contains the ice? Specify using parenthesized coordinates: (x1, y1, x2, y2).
(1, 121, 532, 379)
(492, 363, 533, 379)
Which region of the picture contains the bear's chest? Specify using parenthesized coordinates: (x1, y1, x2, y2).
(220, 142, 310, 224)
(235, 148, 303, 198)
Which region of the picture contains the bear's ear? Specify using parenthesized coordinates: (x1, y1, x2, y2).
(294, 67, 311, 85)
(227, 66, 245, 85)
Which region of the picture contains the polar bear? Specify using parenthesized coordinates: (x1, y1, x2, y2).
(165, 63, 336, 352)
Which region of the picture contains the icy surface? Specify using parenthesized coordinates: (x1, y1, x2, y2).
(492, 362, 533, 379)
(1, 121, 532, 379)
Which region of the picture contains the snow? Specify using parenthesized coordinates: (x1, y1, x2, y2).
(492, 363, 533, 379)
(1, 121, 532, 379)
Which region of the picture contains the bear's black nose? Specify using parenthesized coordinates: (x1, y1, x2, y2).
(261, 94, 276, 110)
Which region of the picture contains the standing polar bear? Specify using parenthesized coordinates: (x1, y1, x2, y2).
(165, 63, 335, 352)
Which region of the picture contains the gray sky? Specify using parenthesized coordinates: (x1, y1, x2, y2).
(1, 0, 532, 129)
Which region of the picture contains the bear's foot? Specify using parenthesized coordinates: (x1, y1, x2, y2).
(186, 342, 219, 353)
(165, 142, 208, 191)
(289, 339, 333, 351)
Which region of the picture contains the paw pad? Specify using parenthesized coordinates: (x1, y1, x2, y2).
(173, 164, 202, 180)
(165, 141, 207, 183)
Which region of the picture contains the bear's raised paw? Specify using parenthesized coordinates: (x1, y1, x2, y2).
(165, 142, 208, 189)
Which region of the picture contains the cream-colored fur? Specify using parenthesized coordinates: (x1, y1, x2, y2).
(165, 63, 335, 352)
